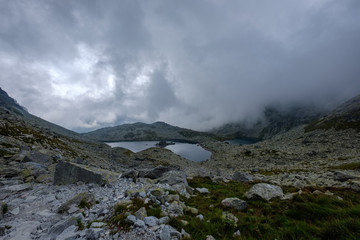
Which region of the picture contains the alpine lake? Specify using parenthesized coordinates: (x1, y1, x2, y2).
(107, 138, 256, 162)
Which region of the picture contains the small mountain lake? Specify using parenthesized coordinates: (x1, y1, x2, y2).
(107, 141, 212, 162)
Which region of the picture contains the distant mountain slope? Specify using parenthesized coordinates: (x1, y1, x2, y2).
(211, 104, 326, 140)
(305, 94, 360, 132)
(0, 87, 28, 116)
(0, 87, 125, 172)
(83, 121, 217, 142)
(0, 87, 82, 139)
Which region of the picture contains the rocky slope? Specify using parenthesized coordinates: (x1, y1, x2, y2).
(211, 104, 326, 140)
(202, 94, 360, 191)
(83, 121, 217, 143)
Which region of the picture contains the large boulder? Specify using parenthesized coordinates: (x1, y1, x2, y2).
(333, 171, 356, 182)
(142, 166, 172, 179)
(221, 198, 247, 211)
(158, 170, 188, 186)
(22, 151, 52, 165)
(245, 183, 284, 201)
(54, 161, 118, 186)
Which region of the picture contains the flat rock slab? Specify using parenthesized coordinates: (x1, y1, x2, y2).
(0, 183, 33, 200)
(53, 161, 118, 186)
(1, 183, 32, 192)
(5, 221, 40, 240)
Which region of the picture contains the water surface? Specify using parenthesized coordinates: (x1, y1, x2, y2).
(107, 141, 211, 162)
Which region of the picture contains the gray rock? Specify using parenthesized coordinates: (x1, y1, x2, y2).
(233, 172, 254, 182)
(134, 219, 146, 228)
(22, 151, 52, 165)
(68, 205, 79, 214)
(55, 225, 79, 240)
(139, 191, 146, 198)
(158, 170, 188, 186)
(166, 194, 180, 202)
(0, 166, 21, 178)
(126, 215, 137, 224)
(10, 206, 20, 215)
(233, 230, 241, 237)
(159, 216, 170, 224)
(57, 192, 95, 213)
(160, 225, 171, 240)
(222, 212, 239, 226)
(24, 195, 37, 203)
(196, 187, 210, 194)
(206, 235, 216, 240)
(85, 228, 104, 240)
(221, 198, 247, 211)
(54, 161, 106, 185)
(45, 214, 83, 239)
(160, 225, 181, 240)
(1, 183, 32, 192)
(196, 214, 204, 221)
(37, 209, 55, 218)
(168, 201, 184, 217)
(0, 226, 5, 237)
(0, 183, 32, 200)
(245, 183, 284, 201)
(143, 166, 172, 179)
(90, 222, 105, 228)
(134, 207, 147, 220)
(6, 221, 40, 240)
(121, 170, 137, 180)
(144, 216, 159, 227)
(333, 171, 356, 182)
(181, 228, 191, 239)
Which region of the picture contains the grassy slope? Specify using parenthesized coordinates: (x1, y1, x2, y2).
(177, 177, 360, 240)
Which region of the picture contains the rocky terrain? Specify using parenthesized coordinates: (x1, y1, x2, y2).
(1, 88, 360, 239)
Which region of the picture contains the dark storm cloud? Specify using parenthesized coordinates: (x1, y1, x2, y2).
(0, 0, 360, 131)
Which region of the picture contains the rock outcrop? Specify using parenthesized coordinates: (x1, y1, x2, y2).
(53, 161, 118, 186)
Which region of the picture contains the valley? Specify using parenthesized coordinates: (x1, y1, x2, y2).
(0, 88, 360, 239)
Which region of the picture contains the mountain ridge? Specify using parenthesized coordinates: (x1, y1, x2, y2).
(83, 120, 218, 143)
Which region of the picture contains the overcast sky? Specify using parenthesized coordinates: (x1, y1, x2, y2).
(1, 0, 360, 132)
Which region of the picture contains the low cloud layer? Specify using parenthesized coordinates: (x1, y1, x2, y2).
(1, 0, 360, 131)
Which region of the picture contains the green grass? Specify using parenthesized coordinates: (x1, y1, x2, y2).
(170, 177, 360, 240)
(1, 202, 8, 214)
(76, 219, 84, 230)
(329, 162, 360, 170)
(305, 114, 360, 133)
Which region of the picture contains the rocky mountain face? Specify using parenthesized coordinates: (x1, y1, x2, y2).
(1, 88, 360, 239)
(0, 88, 28, 117)
(83, 121, 217, 143)
(211, 104, 326, 140)
(305, 94, 360, 132)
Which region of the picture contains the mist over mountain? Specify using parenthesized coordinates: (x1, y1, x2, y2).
(1, 1, 360, 132)
(212, 103, 327, 139)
